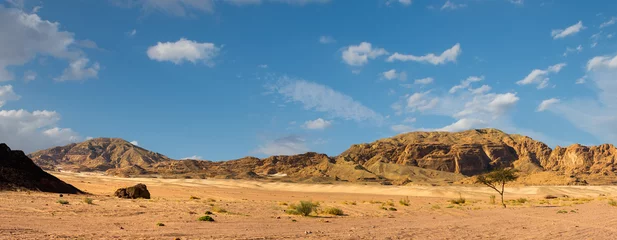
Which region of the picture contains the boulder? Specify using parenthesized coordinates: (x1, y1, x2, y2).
(114, 183, 151, 199)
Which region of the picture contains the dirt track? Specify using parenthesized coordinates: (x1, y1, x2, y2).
(1, 172, 616, 239)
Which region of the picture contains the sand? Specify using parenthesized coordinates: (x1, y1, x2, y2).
(1, 172, 617, 239)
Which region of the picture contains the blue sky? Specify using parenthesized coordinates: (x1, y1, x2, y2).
(1, 0, 617, 161)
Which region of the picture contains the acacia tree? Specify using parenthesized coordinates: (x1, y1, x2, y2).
(476, 168, 519, 208)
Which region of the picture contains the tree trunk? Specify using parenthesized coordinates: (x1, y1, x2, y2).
(500, 193, 506, 208)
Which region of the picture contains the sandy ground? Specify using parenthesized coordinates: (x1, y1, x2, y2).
(2, 173, 617, 239)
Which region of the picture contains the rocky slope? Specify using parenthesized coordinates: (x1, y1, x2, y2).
(0, 143, 83, 193)
(28, 129, 617, 185)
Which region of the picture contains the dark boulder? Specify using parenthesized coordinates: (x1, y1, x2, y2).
(114, 183, 151, 199)
(0, 143, 83, 194)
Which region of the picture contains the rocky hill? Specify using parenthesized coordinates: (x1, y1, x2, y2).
(0, 143, 83, 193)
(29, 138, 171, 172)
(28, 129, 617, 185)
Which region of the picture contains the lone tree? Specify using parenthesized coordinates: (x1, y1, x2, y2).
(476, 168, 519, 208)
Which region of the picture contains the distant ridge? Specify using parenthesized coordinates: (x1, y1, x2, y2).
(28, 129, 617, 185)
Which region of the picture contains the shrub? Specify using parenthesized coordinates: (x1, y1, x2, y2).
(211, 206, 227, 213)
(205, 211, 213, 215)
(388, 207, 397, 211)
(323, 207, 344, 216)
(189, 196, 200, 200)
(57, 199, 69, 205)
(431, 205, 441, 210)
(516, 198, 528, 204)
(399, 197, 410, 206)
(383, 200, 394, 207)
(288, 201, 319, 217)
(83, 197, 93, 205)
(449, 195, 466, 205)
(609, 199, 617, 207)
(156, 222, 165, 226)
(198, 215, 215, 222)
(489, 195, 496, 205)
(557, 210, 568, 214)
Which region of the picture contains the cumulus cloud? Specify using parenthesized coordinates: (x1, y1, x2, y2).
(255, 135, 309, 156)
(441, 1, 466, 10)
(0, 109, 80, 153)
(381, 69, 407, 81)
(269, 77, 384, 124)
(575, 75, 587, 84)
(551, 21, 585, 39)
(537, 98, 560, 112)
(302, 118, 332, 130)
(0, 85, 21, 107)
(471, 85, 491, 95)
(130, 140, 139, 146)
(319, 35, 335, 44)
(55, 58, 100, 81)
(516, 63, 566, 89)
(449, 76, 484, 94)
(181, 155, 203, 160)
(414, 77, 434, 85)
(586, 55, 617, 71)
(406, 91, 440, 112)
(438, 118, 487, 132)
(147, 38, 220, 65)
(0, 6, 99, 81)
(387, 43, 461, 65)
(112, 0, 214, 16)
(226, 0, 330, 6)
(342, 42, 388, 66)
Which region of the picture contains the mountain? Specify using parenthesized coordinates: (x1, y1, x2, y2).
(28, 129, 617, 185)
(0, 143, 82, 193)
(28, 138, 171, 172)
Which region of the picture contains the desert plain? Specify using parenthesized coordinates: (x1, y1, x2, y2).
(2, 172, 617, 240)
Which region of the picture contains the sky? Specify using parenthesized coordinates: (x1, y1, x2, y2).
(1, 0, 617, 161)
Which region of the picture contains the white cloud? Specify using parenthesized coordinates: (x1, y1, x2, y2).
(255, 135, 309, 156)
(258, 64, 269, 68)
(85, 136, 94, 140)
(403, 117, 416, 123)
(600, 17, 616, 28)
(147, 38, 220, 65)
(0, 85, 20, 107)
(23, 70, 36, 82)
(342, 42, 388, 66)
(551, 21, 585, 39)
(399, 0, 412, 6)
(391, 124, 414, 133)
(516, 63, 566, 89)
(0, 6, 98, 81)
(128, 29, 137, 37)
(181, 155, 203, 160)
(586, 55, 617, 71)
(536, 98, 560, 112)
(449, 76, 484, 94)
(438, 118, 487, 132)
(548, 53, 617, 144)
(302, 118, 332, 130)
(269, 77, 384, 124)
(562, 45, 582, 57)
(471, 84, 491, 95)
(226, 0, 330, 6)
(441, 1, 466, 10)
(113, 0, 214, 16)
(55, 58, 100, 81)
(387, 43, 461, 65)
(414, 77, 434, 85)
(575, 75, 587, 84)
(381, 69, 407, 81)
(508, 0, 523, 5)
(454, 92, 519, 119)
(130, 140, 139, 146)
(319, 35, 335, 44)
(406, 91, 440, 112)
(0, 109, 80, 153)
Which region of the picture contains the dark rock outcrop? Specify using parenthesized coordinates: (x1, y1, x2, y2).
(0, 143, 83, 193)
(114, 183, 151, 199)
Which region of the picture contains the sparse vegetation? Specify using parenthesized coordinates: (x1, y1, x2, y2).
(557, 210, 568, 214)
(388, 207, 397, 211)
(489, 195, 496, 205)
(278, 202, 288, 206)
(476, 168, 519, 208)
(156, 222, 165, 226)
(198, 215, 215, 222)
(189, 196, 200, 200)
(449, 194, 466, 205)
(609, 199, 617, 206)
(516, 198, 528, 204)
(206, 198, 217, 202)
(83, 197, 93, 205)
(211, 206, 227, 213)
(342, 201, 357, 205)
(431, 204, 441, 210)
(204, 211, 213, 215)
(446, 205, 455, 208)
(286, 201, 319, 217)
(323, 207, 344, 216)
(57, 199, 69, 205)
(399, 197, 410, 206)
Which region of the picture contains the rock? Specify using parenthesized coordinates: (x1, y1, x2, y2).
(114, 183, 151, 199)
(0, 143, 83, 193)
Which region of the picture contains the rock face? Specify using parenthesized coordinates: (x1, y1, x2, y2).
(114, 183, 150, 199)
(27, 128, 617, 184)
(29, 138, 171, 172)
(0, 143, 83, 193)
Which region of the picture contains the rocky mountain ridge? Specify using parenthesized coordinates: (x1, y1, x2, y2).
(28, 129, 617, 185)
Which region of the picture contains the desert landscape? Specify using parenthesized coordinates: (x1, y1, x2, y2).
(2, 172, 617, 239)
